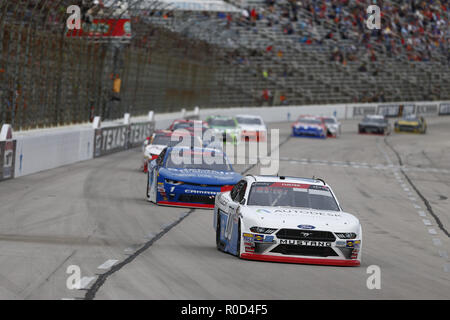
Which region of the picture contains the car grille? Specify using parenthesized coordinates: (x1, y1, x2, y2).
(276, 229, 336, 242)
(182, 182, 223, 187)
(362, 125, 382, 132)
(398, 125, 417, 131)
(270, 244, 338, 257)
(178, 194, 215, 205)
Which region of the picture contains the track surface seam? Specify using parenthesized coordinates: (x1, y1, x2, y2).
(384, 137, 449, 238)
(84, 209, 194, 300)
(83, 133, 291, 299)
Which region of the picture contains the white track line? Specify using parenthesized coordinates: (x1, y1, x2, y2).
(98, 259, 118, 270)
(79, 276, 96, 290)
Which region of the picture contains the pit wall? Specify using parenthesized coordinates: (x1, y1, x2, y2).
(1, 101, 449, 181)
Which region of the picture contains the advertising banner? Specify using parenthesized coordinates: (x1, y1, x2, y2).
(377, 104, 400, 117)
(66, 19, 132, 40)
(402, 104, 415, 115)
(416, 103, 438, 115)
(352, 106, 377, 117)
(438, 103, 450, 115)
(94, 121, 155, 158)
(0, 140, 16, 181)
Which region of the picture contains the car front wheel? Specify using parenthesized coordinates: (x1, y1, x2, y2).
(216, 214, 225, 251)
(236, 220, 242, 258)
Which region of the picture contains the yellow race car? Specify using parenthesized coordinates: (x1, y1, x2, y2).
(394, 115, 427, 134)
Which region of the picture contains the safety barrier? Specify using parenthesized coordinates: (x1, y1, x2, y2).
(1, 100, 449, 181)
(0, 124, 16, 181)
(198, 101, 450, 122)
(4, 113, 155, 178)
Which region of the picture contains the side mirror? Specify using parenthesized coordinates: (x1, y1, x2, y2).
(239, 198, 246, 205)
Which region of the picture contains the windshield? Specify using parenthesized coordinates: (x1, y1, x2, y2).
(323, 118, 336, 124)
(209, 118, 236, 127)
(165, 149, 232, 171)
(247, 182, 340, 211)
(298, 118, 322, 125)
(172, 122, 193, 130)
(363, 117, 385, 123)
(236, 117, 262, 125)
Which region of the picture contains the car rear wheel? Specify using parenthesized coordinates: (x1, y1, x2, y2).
(236, 220, 242, 258)
(146, 171, 150, 198)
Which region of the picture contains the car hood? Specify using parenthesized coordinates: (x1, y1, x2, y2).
(241, 206, 360, 232)
(145, 144, 166, 156)
(160, 168, 242, 185)
(397, 120, 419, 126)
(294, 122, 323, 129)
(239, 124, 267, 131)
(325, 122, 339, 128)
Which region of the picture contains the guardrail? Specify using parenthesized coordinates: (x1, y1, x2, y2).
(1, 100, 449, 181)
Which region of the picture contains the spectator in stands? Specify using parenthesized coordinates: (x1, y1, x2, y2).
(279, 93, 287, 105)
(358, 62, 367, 72)
(283, 23, 294, 35)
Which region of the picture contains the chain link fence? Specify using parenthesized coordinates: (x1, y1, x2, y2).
(0, 0, 238, 131)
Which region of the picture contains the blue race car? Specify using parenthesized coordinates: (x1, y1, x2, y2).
(292, 115, 327, 138)
(146, 146, 242, 208)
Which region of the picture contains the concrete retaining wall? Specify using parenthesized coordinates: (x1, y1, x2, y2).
(1, 100, 449, 180)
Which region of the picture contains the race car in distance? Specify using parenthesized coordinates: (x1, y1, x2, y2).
(394, 114, 427, 134)
(147, 146, 242, 208)
(168, 119, 209, 131)
(206, 115, 241, 144)
(214, 175, 362, 266)
(292, 115, 327, 138)
(236, 115, 267, 142)
(358, 115, 391, 135)
(321, 116, 341, 137)
(142, 130, 201, 172)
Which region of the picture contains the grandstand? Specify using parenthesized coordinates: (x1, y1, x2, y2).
(0, 0, 448, 130)
(149, 0, 449, 106)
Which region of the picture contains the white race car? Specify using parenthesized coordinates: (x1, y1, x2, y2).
(214, 175, 362, 266)
(236, 115, 267, 142)
(321, 116, 341, 137)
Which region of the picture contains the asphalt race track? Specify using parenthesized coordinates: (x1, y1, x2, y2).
(0, 118, 449, 300)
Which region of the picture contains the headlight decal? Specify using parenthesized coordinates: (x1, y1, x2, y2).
(250, 227, 277, 234)
(335, 232, 357, 239)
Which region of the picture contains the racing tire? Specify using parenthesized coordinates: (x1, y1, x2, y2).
(146, 171, 150, 199)
(236, 220, 242, 258)
(146, 171, 157, 203)
(216, 213, 225, 252)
